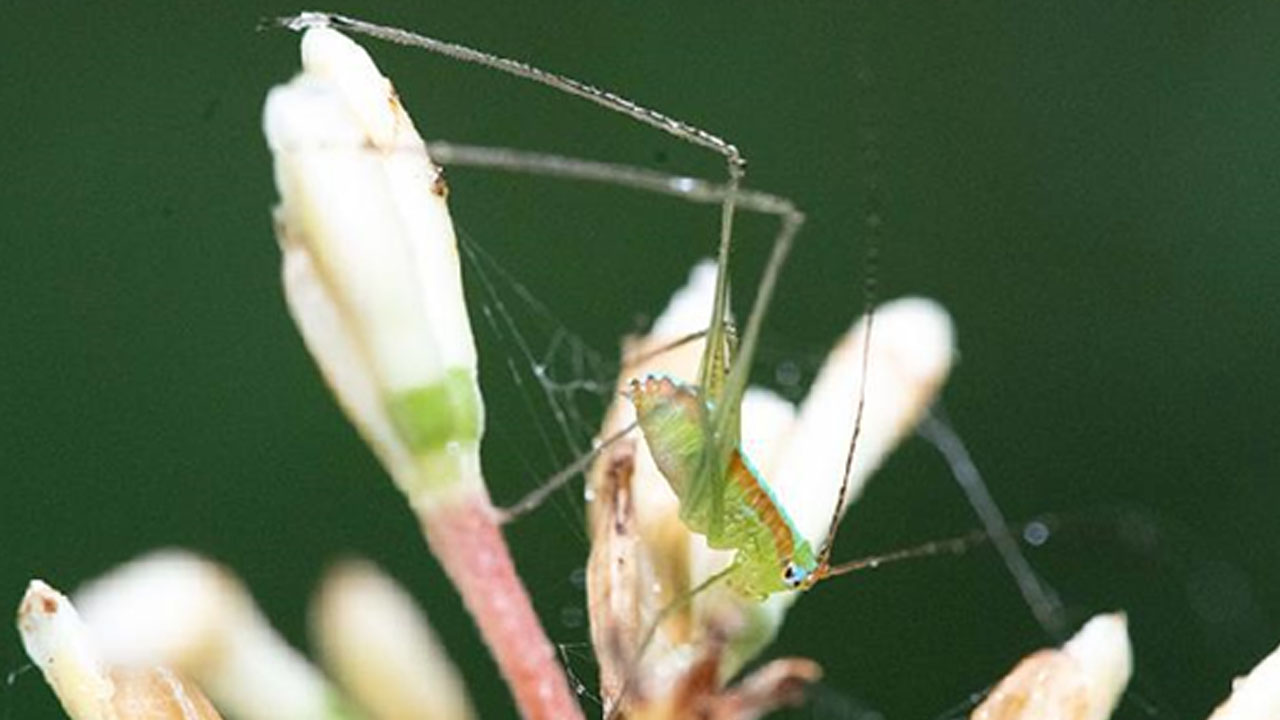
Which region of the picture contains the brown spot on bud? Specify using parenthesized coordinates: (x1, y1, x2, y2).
(430, 168, 449, 198)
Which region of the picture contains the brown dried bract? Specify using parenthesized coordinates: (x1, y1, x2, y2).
(625, 630, 820, 720)
(587, 433, 640, 706)
(710, 657, 823, 720)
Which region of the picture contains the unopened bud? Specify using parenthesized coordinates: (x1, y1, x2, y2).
(264, 26, 483, 503)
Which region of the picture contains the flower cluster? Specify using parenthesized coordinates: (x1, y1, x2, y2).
(16, 19, 1280, 720)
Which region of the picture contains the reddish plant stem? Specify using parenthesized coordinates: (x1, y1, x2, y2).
(420, 494, 585, 720)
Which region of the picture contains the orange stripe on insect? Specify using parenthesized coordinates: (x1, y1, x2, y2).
(727, 451, 795, 560)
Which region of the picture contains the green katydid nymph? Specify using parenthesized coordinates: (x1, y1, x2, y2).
(622, 229, 869, 600)
(628, 373, 826, 597)
(271, 12, 922, 603)
(285, 11, 1053, 618)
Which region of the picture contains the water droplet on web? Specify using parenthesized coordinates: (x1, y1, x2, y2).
(1023, 521, 1051, 547)
(560, 606, 584, 628)
(774, 360, 801, 390)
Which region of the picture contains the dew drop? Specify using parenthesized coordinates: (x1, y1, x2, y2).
(560, 606, 585, 629)
(1022, 521, 1051, 547)
(774, 360, 802, 390)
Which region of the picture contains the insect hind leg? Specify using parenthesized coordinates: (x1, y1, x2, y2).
(442, 143, 806, 523)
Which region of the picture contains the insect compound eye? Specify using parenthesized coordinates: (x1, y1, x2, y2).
(781, 562, 805, 589)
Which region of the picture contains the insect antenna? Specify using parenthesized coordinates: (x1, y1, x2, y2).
(822, 513, 1065, 584)
(814, 185, 882, 572)
(822, 527, 989, 580)
(815, 299, 875, 573)
(274, 13, 746, 168)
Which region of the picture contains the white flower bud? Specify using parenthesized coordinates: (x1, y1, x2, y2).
(264, 26, 483, 501)
(73, 551, 350, 720)
(1208, 639, 1280, 720)
(17, 579, 224, 720)
(972, 613, 1132, 720)
(18, 581, 116, 720)
(312, 560, 476, 720)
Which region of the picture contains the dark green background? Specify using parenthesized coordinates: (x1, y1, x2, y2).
(3, 2, 1278, 718)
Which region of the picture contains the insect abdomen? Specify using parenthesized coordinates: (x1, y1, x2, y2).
(628, 375, 814, 596)
(627, 375, 709, 500)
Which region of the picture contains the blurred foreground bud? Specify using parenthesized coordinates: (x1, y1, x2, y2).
(312, 560, 476, 720)
(72, 551, 352, 720)
(971, 613, 1132, 720)
(18, 579, 223, 720)
(264, 25, 482, 506)
(587, 261, 955, 717)
(1207, 640, 1280, 720)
